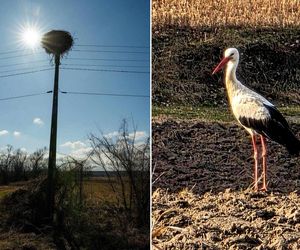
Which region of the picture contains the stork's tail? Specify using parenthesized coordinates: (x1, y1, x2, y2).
(285, 131, 300, 156)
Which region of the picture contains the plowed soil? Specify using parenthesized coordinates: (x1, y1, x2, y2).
(152, 119, 300, 249)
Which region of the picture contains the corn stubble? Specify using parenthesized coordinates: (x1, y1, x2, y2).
(152, 0, 300, 28)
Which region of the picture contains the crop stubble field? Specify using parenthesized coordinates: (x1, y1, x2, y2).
(152, 1, 300, 249)
(84, 176, 131, 204)
(153, 0, 300, 29)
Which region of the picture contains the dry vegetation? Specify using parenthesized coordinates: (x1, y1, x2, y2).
(153, 0, 300, 29)
(84, 177, 131, 204)
(152, 188, 300, 249)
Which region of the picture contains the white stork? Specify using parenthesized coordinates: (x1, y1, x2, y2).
(212, 48, 300, 191)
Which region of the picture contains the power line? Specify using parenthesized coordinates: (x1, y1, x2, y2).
(0, 49, 31, 55)
(0, 60, 49, 68)
(73, 49, 148, 54)
(0, 65, 52, 74)
(0, 52, 44, 60)
(75, 44, 149, 49)
(62, 63, 148, 68)
(0, 68, 53, 78)
(60, 67, 149, 74)
(60, 90, 149, 98)
(0, 53, 148, 63)
(0, 91, 52, 101)
(66, 57, 148, 62)
(0, 44, 149, 57)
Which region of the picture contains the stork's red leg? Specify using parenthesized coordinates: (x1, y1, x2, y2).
(260, 136, 267, 191)
(251, 134, 258, 191)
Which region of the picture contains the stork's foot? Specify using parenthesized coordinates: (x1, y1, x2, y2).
(260, 186, 267, 192)
(253, 184, 267, 192)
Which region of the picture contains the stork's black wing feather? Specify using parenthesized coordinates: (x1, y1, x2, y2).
(263, 104, 289, 128)
(238, 104, 300, 155)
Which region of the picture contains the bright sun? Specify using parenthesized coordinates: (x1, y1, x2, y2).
(21, 27, 42, 48)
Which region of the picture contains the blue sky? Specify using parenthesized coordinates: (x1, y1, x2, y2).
(0, 0, 150, 157)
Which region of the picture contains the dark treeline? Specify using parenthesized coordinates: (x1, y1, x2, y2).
(0, 145, 47, 185)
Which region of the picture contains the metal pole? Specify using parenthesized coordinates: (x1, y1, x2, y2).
(47, 54, 60, 221)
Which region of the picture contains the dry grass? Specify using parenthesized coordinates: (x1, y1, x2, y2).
(0, 231, 56, 250)
(0, 182, 26, 200)
(152, 0, 300, 29)
(83, 177, 131, 205)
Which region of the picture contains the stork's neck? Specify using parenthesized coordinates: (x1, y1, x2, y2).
(225, 60, 238, 84)
(225, 60, 243, 102)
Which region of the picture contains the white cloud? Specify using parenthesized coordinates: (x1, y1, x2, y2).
(59, 140, 92, 160)
(60, 141, 87, 150)
(33, 118, 44, 126)
(105, 130, 148, 141)
(129, 131, 148, 141)
(0, 130, 9, 136)
(105, 131, 119, 138)
(13, 131, 21, 137)
(70, 146, 93, 159)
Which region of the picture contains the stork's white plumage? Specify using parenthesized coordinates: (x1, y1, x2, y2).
(212, 48, 300, 191)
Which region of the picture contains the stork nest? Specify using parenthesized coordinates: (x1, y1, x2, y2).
(41, 30, 73, 56)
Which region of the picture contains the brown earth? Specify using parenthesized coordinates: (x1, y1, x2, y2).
(152, 27, 300, 107)
(152, 119, 300, 249)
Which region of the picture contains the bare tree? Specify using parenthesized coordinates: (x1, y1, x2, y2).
(11, 149, 28, 181)
(89, 119, 150, 227)
(0, 145, 14, 184)
(27, 147, 47, 178)
(59, 156, 91, 206)
(0, 146, 48, 184)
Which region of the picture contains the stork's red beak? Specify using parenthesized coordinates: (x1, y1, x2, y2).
(212, 56, 231, 74)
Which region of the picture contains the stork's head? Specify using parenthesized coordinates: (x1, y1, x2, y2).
(212, 48, 239, 74)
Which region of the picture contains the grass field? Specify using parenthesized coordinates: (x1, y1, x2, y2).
(0, 177, 130, 205)
(0, 182, 27, 200)
(83, 176, 131, 205)
(153, 0, 300, 28)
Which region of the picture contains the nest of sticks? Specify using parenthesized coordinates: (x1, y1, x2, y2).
(41, 30, 73, 56)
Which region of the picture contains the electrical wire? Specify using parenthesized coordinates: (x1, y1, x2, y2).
(0, 49, 32, 55)
(0, 91, 52, 101)
(62, 63, 148, 68)
(75, 44, 149, 49)
(0, 60, 49, 68)
(0, 52, 44, 60)
(0, 54, 149, 63)
(61, 67, 149, 74)
(72, 49, 148, 54)
(0, 68, 52, 78)
(60, 90, 149, 98)
(66, 57, 148, 62)
(0, 65, 53, 74)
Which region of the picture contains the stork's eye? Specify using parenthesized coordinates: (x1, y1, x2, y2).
(230, 53, 234, 57)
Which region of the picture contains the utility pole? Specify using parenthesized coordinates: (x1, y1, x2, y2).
(47, 54, 60, 221)
(41, 30, 73, 223)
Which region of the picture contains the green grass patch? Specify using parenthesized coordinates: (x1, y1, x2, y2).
(153, 106, 234, 122)
(153, 105, 300, 123)
(279, 106, 300, 117)
(0, 187, 19, 199)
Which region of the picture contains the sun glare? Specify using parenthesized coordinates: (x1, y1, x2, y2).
(21, 27, 41, 48)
